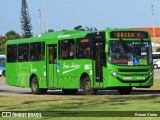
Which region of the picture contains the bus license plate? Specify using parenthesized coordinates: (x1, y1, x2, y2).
(124, 76, 132, 80)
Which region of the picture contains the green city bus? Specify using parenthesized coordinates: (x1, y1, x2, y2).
(6, 29, 153, 95)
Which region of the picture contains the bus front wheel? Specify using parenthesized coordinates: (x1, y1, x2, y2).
(82, 76, 97, 95)
(31, 76, 47, 95)
(118, 87, 132, 95)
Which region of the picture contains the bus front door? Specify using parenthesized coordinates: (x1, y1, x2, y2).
(93, 40, 105, 86)
(47, 44, 57, 88)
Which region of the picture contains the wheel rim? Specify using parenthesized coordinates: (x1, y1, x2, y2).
(32, 80, 37, 91)
(85, 81, 91, 91)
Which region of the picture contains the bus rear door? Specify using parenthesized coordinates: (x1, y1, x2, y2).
(47, 44, 57, 88)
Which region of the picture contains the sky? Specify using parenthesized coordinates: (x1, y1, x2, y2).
(0, 0, 160, 36)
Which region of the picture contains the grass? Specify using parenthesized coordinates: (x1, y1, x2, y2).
(1, 94, 160, 111)
(0, 80, 160, 120)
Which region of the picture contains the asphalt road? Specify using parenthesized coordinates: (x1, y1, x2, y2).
(0, 69, 160, 96)
(154, 69, 160, 80)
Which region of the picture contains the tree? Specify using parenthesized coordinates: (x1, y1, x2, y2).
(156, 47, 160, 52)
(20, 0, 33, 38)
(0, 36, 6, 44)
(0, 36, 6, 54)
(74, 25, 97, 31)
(74, 25, 85, 31)
(0, 31, 21, 54)
(85, 27, 97, 31)
(5, 30, 21, 40)
(47, 29, 54, 33)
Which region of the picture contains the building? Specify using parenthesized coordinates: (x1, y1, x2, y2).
(132, 28, 160, 37)
(132, 28, 160, 51)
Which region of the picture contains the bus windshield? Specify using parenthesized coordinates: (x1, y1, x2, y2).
(109, 41, 152, 66)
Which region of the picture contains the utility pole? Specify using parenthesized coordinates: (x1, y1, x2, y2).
(151, 0, 156, 52)
(39, 8, 42, 34)
(46, 0, 48, 33)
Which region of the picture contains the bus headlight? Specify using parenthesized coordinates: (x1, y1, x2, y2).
(110, 71, 117, 78)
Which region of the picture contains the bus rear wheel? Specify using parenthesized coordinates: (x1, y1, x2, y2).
(62, 89, 78, 95)
(118, 87, 132, 95)
(82, 76, 97, 95)
(31, 76, 47, 95)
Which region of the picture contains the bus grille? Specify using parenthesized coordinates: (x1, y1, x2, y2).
(118, 69, 148, 72)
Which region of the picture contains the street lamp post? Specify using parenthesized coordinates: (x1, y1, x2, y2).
(39, 8, 42, 34)
(46, 0, 48, 33)
(151, 0, 156, 52)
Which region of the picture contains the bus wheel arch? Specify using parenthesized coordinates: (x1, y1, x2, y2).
(30, 74, 37, 87)
(80, 73, 89, 89)
(30, 74, 47, 95)
(80, 73, 97, 95)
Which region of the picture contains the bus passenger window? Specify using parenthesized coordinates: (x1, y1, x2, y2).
(30, 42, 42, 61)
(62, 50, 68, 58)
(76, 38, 90, 59)
(61, 41, 68, 58)
(61, 39, 74, 59)
(69, 43, 74, 57)
(7, 45, 17, 63)
(49, 45, 57, 64)
(18, 43, 29, 62)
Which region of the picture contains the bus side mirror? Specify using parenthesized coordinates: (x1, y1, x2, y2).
(105, 44, 109, 53)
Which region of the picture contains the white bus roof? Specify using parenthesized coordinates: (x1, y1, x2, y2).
(152, 52, 160, 54)
(0, 55, 6, 58)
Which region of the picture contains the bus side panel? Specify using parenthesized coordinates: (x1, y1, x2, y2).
(57, 60, 79, 88)
(102, 66, 110, 88)
(17, 62, 30, 87)
(57, 60, 93, 89)
(6, 63, 18, 86)
(30, 62, 47, 88)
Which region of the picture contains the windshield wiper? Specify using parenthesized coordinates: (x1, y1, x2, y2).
(119, 39, 130, 52)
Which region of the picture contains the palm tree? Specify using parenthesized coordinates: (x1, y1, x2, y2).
(74, 25, 98, 31)
(74, 25, 85, 31)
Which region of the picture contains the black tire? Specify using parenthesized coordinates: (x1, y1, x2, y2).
(82, 76, 97, 95)
(118, 87, 132, 95)
(2, 70, 5, 77)
(41, 89, 48, 94)
(154, 64, 158, 69)
(62, 89, 78, 95)
(31, 76, 47, 95)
